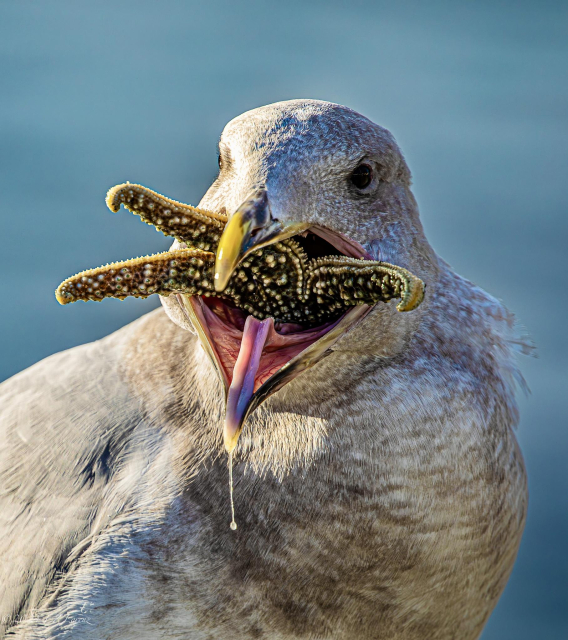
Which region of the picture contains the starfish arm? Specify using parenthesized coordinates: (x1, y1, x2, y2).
(55, 249, 216, 304)
(54, 242, 306, 323)
(306, 257, 425, 312)
(106, 183, 227, 251)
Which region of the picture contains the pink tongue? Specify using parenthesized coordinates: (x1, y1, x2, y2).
(224, 315, 273, 452)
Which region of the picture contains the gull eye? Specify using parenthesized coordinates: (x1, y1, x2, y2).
(350, 164, 373, 190)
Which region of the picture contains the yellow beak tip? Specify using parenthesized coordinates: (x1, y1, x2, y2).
(213, 269, 229, 292)
(224, 433, 239, 454)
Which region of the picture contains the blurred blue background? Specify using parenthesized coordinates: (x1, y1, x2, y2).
(1, 0, 566, 636)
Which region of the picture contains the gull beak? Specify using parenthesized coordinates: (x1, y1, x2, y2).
(214, 189, 309, 292)
(201, 189, 374, 453)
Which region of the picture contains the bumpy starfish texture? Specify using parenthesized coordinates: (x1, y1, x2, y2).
(56, 183, 425, 327)
(105, 183, 227, 251)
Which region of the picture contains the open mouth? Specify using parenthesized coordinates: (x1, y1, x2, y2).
(55, 183, 424, 452)
(177, 228, 374, 450)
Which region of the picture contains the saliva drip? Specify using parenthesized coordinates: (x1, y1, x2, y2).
(229, 451, 237, 531)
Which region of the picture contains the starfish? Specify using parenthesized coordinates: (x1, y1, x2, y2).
(55, 183, 424, 328)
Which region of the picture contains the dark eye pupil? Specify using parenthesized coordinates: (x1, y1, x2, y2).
(350, 164, 372, 189)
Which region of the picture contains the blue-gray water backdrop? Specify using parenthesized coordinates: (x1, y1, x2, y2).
(1, 1, 566, 636)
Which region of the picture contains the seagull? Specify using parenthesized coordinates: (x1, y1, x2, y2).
(0, 100, 530, 639)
